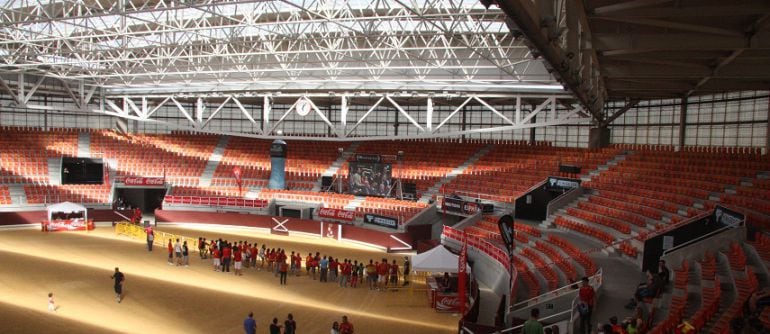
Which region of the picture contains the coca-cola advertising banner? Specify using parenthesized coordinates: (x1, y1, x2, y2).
(123, 177, 165, 186)
(317, 208, 355, 222)
(43, 219, 95, 232)
(443, 197, 480, 215)
(434, 294, 462, 313)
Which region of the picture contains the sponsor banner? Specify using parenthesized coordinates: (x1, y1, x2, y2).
(317, 207, 355, 222)
(44, 219, 94, 232)
(123, 177, 165, 186)
(434, 294, 462, 313)
(363, 213, 398, 229)
(443, 197, 480, 215)
(714, 205, 744, 227)
(497, 215, 515, 256)
(458, 232, 468, 315)
(545, 176, 581, 191)
(355, 154, 382, 163)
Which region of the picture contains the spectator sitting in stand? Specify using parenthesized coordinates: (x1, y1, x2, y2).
(625, 271, 662, 309)
(657, 260, 670, 287)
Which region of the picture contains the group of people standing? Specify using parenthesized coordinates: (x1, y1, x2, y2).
(158, 235, 412, 290)
(244, 312, 354, 334)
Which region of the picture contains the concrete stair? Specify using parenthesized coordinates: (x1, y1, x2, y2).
(47, 158, 61, 185)
(8, 184, 27, 205)
(343, 196, 366, 211)
(313, 142, 360, 192)
(418, 144, 492, 203)
(77, 132, 91, 158)
(104, 158, 118, 183)
(198, 136, 230, 187)
(580, 150, 630, 183)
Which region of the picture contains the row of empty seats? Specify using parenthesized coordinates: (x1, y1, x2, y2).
(163, 196, 268, 208)
(0, 186, 10, 205)
(444, 145, 620, 202)
(24, 184, 111, 204)
(464, 216, 597, 301)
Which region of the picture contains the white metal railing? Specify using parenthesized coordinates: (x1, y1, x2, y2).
(511, 268, 603, 310)
(501, 309, 572, 333)
(662, 215, 744, 257)
(545, 186, 584, 218)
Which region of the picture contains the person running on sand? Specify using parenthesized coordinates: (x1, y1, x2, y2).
(110, 267, 125, 303)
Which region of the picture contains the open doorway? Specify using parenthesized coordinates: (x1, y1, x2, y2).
(115, 188, 167, 214)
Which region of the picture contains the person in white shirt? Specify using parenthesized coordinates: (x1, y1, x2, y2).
(47, 292, 56, 312)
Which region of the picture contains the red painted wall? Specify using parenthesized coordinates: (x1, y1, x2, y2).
(155, 209, 414, 250)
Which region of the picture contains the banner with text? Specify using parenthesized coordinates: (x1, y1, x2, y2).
(544, 176, 581, 191)
(442, 197, 480, 215)
(363, 213, 398, 229)
(123, 177, 165, 186)
(355, 154, 382, 163)
(317, 208, 355, 222)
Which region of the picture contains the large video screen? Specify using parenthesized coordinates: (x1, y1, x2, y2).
(62, 157, 104, 185)
(348, 162, 392, 197)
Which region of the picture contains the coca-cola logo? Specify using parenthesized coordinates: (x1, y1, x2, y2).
(435, 296, 461, 311)
(318, 208, 354, 221)
(124, 177, 165, 186)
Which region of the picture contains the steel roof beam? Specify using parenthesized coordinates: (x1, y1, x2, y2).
(496, 0, 605, 122)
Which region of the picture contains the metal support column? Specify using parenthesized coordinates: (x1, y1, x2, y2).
(678, 96, 688, 150)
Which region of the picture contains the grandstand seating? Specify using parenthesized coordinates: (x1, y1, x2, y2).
(443, 144, 620, 202)
(213, 138, 346, 187)
(553, 148, 770, 258)
(648, 260, 690, 334)
(91, 130, 218, 185)
(0, 186, 10, 205)
(708, 243, 759, 333)
(24, 184, 111, 204)
(257, 189, 354, 209)
(0, 128, 78, 184)
(352, 140, 485, 196)
(691, 252, 722, 332)
(464, 216, 597, 301)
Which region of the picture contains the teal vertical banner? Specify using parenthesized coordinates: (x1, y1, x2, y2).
(268, 139, 287, 189)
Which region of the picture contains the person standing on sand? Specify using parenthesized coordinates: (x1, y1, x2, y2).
(284, 313, 297, 334)
(47, 292, 56, 312)
(182, 241, 190, 267)
(243, 312, 256, 334)
(145, 226, 154, 251)
(174, 239, 182, 266)
(110, 267, 125, 303)
(339, 315, 354, 334)
(269, 317, 282, 334)
(279, 258, 288, 286)
(167, 239, 173, 265)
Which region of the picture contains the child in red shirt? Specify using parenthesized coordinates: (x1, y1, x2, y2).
(167, 239, 173, 265)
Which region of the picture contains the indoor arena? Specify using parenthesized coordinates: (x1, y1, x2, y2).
(1, 1, 769, 334)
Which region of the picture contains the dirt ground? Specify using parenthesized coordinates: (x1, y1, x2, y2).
(0, 226, 457, 334)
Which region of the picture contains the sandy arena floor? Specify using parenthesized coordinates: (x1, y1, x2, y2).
(0, 226, 457, 334)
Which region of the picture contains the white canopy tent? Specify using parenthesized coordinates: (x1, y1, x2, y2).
(46, 201, 87, 221)
(412, 245, 471, 273)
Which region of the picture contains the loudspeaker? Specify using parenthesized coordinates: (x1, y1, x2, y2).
(321, 176, 334, 190)
(559, 164, 581, 174)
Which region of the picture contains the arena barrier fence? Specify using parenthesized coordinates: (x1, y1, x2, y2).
(115, 222, 201, 250)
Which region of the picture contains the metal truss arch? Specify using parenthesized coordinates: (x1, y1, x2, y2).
(0, 0, 562, 95)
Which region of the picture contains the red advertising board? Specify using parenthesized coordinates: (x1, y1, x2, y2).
(43, 219, 95, 232)
(434, 294, 462, 313)
(317, 208, 355, 222)
(123, 177, 165, 186)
